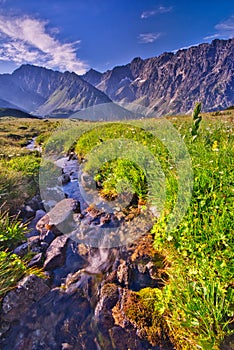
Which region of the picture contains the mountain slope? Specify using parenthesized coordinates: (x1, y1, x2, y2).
(82, 38, 234, 116)
(0, 108, 39, 119)
(0, 65, 111, 116)
(0, 38, 233, 118)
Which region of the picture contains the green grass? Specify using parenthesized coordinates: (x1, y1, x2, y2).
(0, 209, 45, 300)
(0, 118, 60, 211)
(151, 114, 234, 349)
(0, 209, 27, 250)
(71, 112, 233, 349)
(0, 112, 233, 348)
(0, 118, 56, 300)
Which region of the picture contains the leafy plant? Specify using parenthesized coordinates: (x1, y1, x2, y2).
(190, 102, 202, 141)
(0, 208, 27, 250)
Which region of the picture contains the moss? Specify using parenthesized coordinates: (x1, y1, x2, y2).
(113, 288, 169, 347)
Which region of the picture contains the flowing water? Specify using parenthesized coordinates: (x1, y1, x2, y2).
(0, 152, 170, 350)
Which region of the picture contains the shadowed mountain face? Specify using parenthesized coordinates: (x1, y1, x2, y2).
(82, 38, 234, 116)
(0, 65, 111, 117)
(0, 38, 233, 118)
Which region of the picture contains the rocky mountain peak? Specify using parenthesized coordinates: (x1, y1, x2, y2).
(0, 38, 233, 118)
(82, 38, 234, 116)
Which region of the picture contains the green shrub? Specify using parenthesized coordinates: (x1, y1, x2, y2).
(0, 209, 27, 250)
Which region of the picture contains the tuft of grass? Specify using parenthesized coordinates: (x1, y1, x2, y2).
(151, 113, 234, 349)
(0, 208, 27, 250)
(0, 251, 45, 299)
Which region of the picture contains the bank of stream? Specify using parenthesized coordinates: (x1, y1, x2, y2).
(0, 147, 173, 350)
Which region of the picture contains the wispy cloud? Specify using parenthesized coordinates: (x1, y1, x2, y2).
(141, 6, 173, 19)
(204, 15, 234, 40)
(0, 14, 88, 74)
(138, 33, 161, 44)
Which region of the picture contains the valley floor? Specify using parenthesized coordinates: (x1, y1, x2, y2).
(0, 110, 233, 349)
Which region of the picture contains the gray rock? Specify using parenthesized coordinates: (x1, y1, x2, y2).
(28, 209, 46, 228)
(36, 198, 78, 235)
(95, 283, 119, 320)
(61, 173, 71, 185)
(43, 236, 69, 270)
(13, 242, 29, 257)
(22, 205, 35, 219)
(27, 253, 44, 268)
(40, 242, 49, 253)
(2, 275, 50, 322)
(40, 230, 55, 244)
(0, 320, 10, 337)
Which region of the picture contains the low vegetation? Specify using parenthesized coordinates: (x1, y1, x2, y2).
(0, 117, 58, 300)
(0, 118, 59, 211)
(0, 110, 233, 349)
(72, 110, 233, 349)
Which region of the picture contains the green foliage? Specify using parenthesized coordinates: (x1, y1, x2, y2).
(0, 118, 53, 300)
(0, 113, 233, 348)
(0, 251, 44, 299)
(0, 118, 59, 211)
(94, 159, 148, 200)
(75, 122, 172, 206)
(0, 209, 27, 250)
(0, 251, 27, 297)
(152, 114, 234, 349)
(190, 102, 202, 141)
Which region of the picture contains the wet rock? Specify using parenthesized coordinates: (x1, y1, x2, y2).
(92, 284, 120, 348)
(36, 198, 78, 235)
(95, 283, 119, 320)
(0, 321, 10, 338)
(27, 235, 40, 244)
(68, 152, 77, 161)
(13, 242, 29, 257)
(21, 205, 35, 220)
(43, 236, 69, 270)
(52, 240, 87, 287)
(36, 213, 50, 233)
(110, 326, 150, 350)
(1, 288, 96, 350)
(2, 275, 50, 322)
(20, 195, 44, 221)
(60, 173, 70, 185)
(13, 237, 43, 257)
(39, 241, 49, 253)
(220, 334, 234, 350)
(26, 209, 47, 239)
(117, 260, 130, 287)
(40, 230, 55, 244)
(27, 253, 44, 268)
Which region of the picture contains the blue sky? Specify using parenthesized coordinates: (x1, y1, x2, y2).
(0, 0, 233, 74)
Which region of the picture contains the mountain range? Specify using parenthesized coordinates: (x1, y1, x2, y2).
(0, 38, 233, 119)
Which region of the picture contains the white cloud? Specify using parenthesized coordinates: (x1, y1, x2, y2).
(138, 33, 161, 44)
(204, 15, 234, 40)
(0, 14, 88, 74)
(141, 6, 173, 19)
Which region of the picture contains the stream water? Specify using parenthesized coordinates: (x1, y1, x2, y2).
(0, 145, 170, 350)
(26, 137, 42, 152)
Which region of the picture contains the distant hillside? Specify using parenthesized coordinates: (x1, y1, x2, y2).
(0, 65, 111, 117)
(82, 38, 234, 116)
(0, 108, 39, 119)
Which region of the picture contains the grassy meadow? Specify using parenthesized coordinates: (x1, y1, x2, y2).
(0, 108, 233, 349)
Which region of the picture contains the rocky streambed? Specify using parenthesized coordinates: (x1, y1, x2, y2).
(0, 153, 174, 350)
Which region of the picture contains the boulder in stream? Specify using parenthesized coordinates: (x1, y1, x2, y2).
(1, 275, 50, 322)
